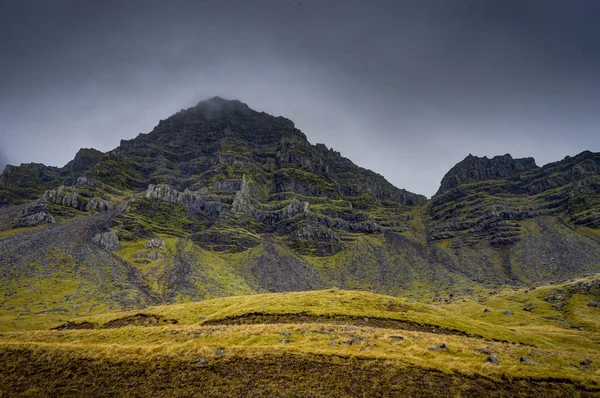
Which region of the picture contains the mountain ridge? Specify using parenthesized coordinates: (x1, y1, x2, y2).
(0, 97, 598, 317)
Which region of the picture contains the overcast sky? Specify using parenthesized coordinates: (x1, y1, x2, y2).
(1, 0, 598, 197)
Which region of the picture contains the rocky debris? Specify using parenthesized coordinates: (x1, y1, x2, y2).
(522, 304, 536, 312)
(280, 338, 290, 344)
(347, 337, 362, 345)
(504, 310, 513, 316)
(567, 280, 600, 296)
(484, 356, 499, 365)
(389, 335, 404, 342)
(520, 357, 536, 365)
(545, 290, 567, 310)
(214, 348, 226, 356)
(11, 202, 55, 228)
(580, 360, 592, 369)
(145, 238, 166, 249)
(427, 343, 448, 352)
(92, 230, 121, 251)
(193, 358, 207, 368)
(545, 282, 600, 311)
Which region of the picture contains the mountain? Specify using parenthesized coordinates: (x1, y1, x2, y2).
(0, 97, 599, 317)
(429, 151, 600, 283)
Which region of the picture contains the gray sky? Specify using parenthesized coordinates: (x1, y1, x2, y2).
(1, 0, 599, 197)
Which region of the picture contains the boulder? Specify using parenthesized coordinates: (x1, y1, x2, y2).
(92, 231, 120, 251)
(484, 355, 499, 365)
(520, 357, 536, 365)
(428, 343, 448, 352)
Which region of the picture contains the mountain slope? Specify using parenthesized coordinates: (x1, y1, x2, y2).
(0, 97, 599, 318)
(428, 151, 600, 284)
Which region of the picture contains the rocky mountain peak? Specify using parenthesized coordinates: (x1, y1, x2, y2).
(435, 153, 538, 196)
(194, 96, 253, 120)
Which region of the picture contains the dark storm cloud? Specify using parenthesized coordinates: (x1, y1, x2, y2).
(0, 0, 599, 196)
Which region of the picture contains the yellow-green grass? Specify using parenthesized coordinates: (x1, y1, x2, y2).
(1, 322, 598, 386)
(1, 280, 599, 395)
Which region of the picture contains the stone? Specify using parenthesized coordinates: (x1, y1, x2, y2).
(389, 335, 404, 342)
(145, 238, 166, 249)
(504, 310, 513, 316)
(580, 359, 592, 368)
(193, 358, 207, 367)
(280, 338, 290, 344)
(329, 339, 337, 346)
(348, 337, 361, 345)
(484, 355, 499, 365)
(214, 348, 226, 356)
(428, 343, 448, 352)
(483, 308, 490, 313)
(520, 357, 536, 365)
(92, 231, 120, 251)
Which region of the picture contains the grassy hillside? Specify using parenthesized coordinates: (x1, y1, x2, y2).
(1, 278, 599, 397)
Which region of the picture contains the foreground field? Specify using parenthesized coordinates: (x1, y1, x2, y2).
(1, 277, 600, 397)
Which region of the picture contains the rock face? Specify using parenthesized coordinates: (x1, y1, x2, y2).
(436, 154, 538, 195)
(11, 202, 55, 228)
(146, 184, 226, 218)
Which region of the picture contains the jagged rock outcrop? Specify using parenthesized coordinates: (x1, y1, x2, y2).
(435, 154, 537, 196)
(11, 202, 55, 228)
(146, 184, 226, 218)
(430, 151, 600, 245)
(42, 186, 112, 212)
(145, 239, 166, 249)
